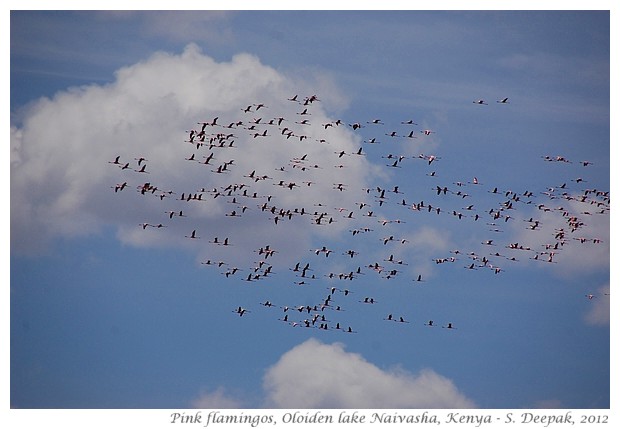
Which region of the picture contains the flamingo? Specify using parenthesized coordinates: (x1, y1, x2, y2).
(113, 182, 128, 192)
(185, 230, 199, 239)
(349, 122, 363, 130)
(104, 91, 612, 336)
(134, 164, 149, 174)
(233, 306, 250, 317)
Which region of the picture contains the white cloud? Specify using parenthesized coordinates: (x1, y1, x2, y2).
(262, 338, 476, 409)
(403, 226, 454, 277)
(190, 387, 244, 409)
(506, 198, 609, 278)
(583, 284, 610, 326)
(10, 44, 379, 260)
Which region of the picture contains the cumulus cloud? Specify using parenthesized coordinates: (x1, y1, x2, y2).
(11, 42, 607, 285)
(262, 338, 476, 409)
(190, 387, 244, 409)
(583, 284, 610, 326)
(403, 226, 454, 277)
(506, 198, 609, 277)
(10, 43, 379, 261)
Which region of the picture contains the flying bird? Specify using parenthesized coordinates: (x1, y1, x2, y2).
(107, 91, 609, 337)
(185, 230, 199, 239)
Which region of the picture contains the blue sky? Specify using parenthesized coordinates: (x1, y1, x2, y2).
(8, 5, 613, 414)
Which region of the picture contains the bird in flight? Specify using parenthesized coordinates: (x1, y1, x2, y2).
(233, 306, 250, 317)
(185, 229, 199, 239)
(110, 91, 608, 336)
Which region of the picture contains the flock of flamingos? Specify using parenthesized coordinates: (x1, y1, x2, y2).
(108, 94, 609, 334)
